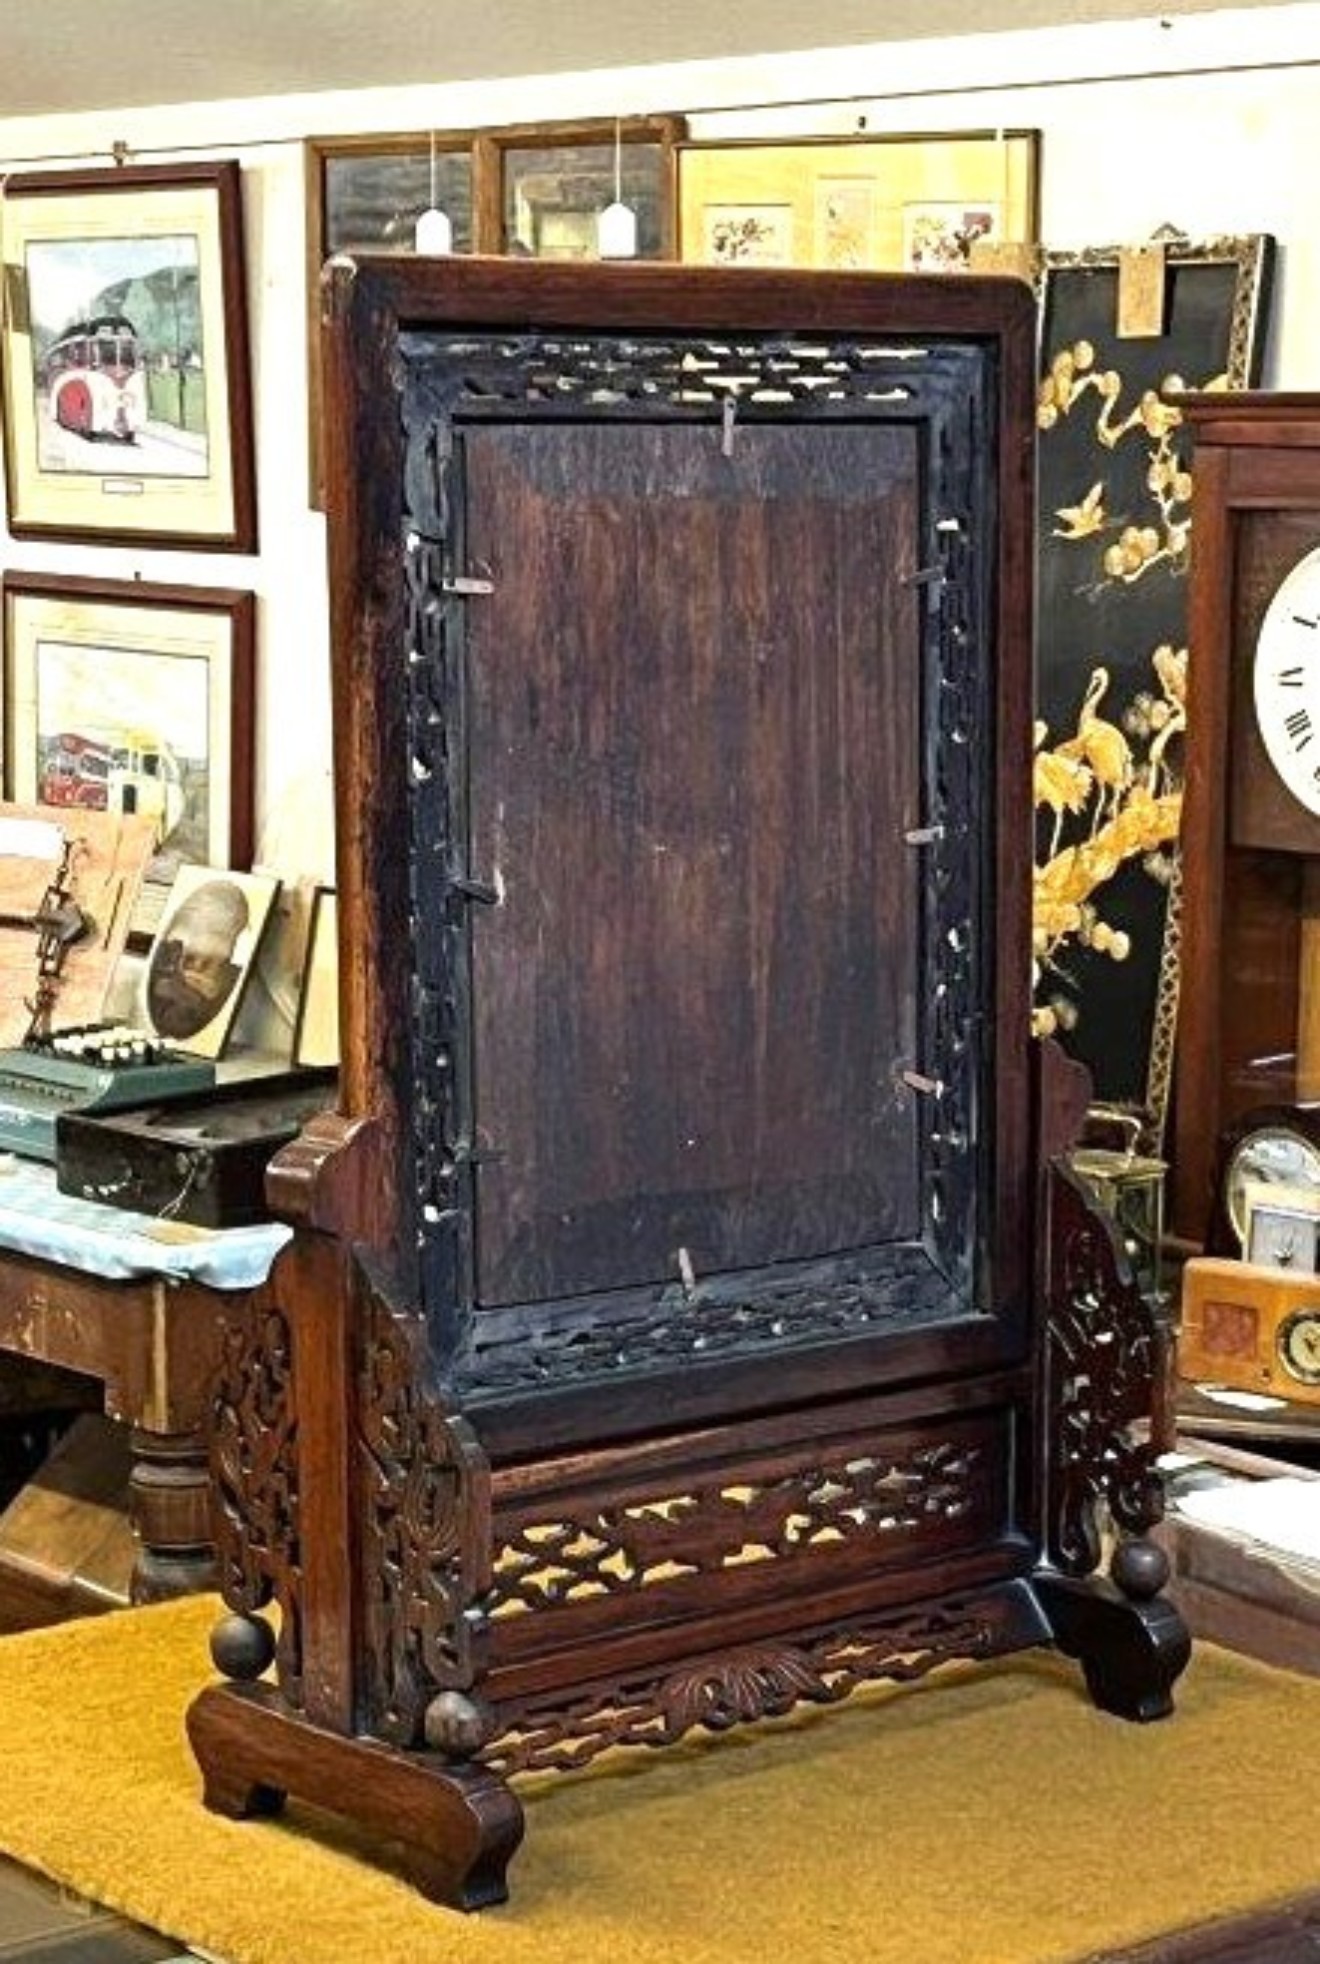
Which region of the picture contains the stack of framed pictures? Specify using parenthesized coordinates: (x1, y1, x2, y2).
(0, 161, 274, 1056)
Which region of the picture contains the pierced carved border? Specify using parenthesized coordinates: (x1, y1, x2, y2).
(484, 1600, 1002, 1777)
(398, 326, 1002, 1390)
(489, 1434, 992, 1622)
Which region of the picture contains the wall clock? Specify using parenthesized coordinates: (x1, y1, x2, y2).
(1172, 394, 1320, 1248)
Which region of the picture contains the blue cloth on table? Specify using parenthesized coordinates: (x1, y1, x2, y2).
(0, 1157, 291, 1289)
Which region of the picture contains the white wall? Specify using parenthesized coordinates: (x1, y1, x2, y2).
(1, 2, 1318, 928)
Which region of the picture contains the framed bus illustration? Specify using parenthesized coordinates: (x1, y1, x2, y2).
(0, 162, 256, 550)
(2, 571, 256, 942)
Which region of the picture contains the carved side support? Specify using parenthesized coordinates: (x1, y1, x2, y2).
(355, 1265, 494, 1750)
(1033, 1156, 1190, 1719)
(1041, 1158, 1166, 1573)
(208, 1286, 304, 1701)
(194, 1197, 523, 1909)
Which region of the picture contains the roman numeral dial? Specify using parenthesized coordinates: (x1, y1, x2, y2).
(1254, 544, 1320, 816)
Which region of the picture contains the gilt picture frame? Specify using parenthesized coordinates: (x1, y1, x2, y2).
(2, 572, 256, 939)
(1033, 232, 1275, 1147)
(0, 161, 257, 549)
(677, 129, 1038, 270)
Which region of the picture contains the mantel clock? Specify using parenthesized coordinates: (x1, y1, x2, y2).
(1172, 395, 1320, 1247)
(183, 259, 1188, 1908)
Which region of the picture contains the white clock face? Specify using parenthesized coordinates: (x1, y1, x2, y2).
(1254, 544, 1320, 815)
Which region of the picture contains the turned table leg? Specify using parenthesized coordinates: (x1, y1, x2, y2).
(128, 1426, 218, 1602)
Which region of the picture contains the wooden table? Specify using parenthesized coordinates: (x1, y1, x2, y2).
(1174, 1377, 1320, 1460)
(0, 1244, 244, 1622)
(1157, 1430, 1320, 1677)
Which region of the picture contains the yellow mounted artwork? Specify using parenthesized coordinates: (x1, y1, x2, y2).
(677, 130, 1039, 271)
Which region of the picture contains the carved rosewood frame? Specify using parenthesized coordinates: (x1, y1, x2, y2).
(188, 260, 1188, 1910)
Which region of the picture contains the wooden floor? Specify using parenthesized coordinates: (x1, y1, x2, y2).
(1091, 1895, 1320, 1962)
(0, 1842, 1314, 1964)
(0, 1858, 195, 1961)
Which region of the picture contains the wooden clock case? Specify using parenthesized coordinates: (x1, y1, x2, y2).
(186, 259, 1188, 1907)
(1172, 395, 1320, 1248)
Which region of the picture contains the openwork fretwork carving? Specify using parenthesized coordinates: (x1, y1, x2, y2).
(1042, 1161, 1164, 1574)
(210, 1300, 303, 1702)
(397, 325, 999, 1389)
(491, 1437, 989, 1621)
(463, 1248, 958, 1395)
(358, 1267, 493, 1746)
(484, 1601, 998, 1777)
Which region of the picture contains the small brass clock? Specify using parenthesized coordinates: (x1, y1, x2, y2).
(1278, 1305, 1320, 1386)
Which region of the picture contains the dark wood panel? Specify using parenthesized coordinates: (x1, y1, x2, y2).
(466, 420, 922, 1305)
(1215, 847, 1304, 1121)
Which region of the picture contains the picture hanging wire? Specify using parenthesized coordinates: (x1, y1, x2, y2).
(597, 116, 637, 259)
(415, 131, 453, 255)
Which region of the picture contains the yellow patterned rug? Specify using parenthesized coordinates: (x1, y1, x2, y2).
(0, 1596, 1315, 1964)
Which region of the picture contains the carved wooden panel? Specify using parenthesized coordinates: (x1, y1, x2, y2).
(1042, 1163, 1165, 1574)
(483, 1591, 1031, 1777)
(487, 1408, 1012, 1661)
(210, 1300, 304, 1702)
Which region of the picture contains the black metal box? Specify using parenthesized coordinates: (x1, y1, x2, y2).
(54, 1071, 335, 1226)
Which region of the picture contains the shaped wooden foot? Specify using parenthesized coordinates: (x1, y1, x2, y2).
(1034, 1538, 1191, 1723)
(187, 1683, 524, 1910)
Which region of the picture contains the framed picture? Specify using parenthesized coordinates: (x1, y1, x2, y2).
(0, 161, 257, 549)
(1032, 232, 1275, 1147)
(140, 863, 281, 1058)
(315, 135, 476, 258)
(293, 885, 339, 1069)
(309, 116, 684, 263)
(2, 573, 256, 938)
(495, 121, 684, 261)
(305, 115, 685, 504)
(677, 130, 1038, 270)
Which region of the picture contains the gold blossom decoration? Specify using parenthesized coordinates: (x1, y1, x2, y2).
(1032, 647, 1186, 1040)
(1037, 337, 1220, 590)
